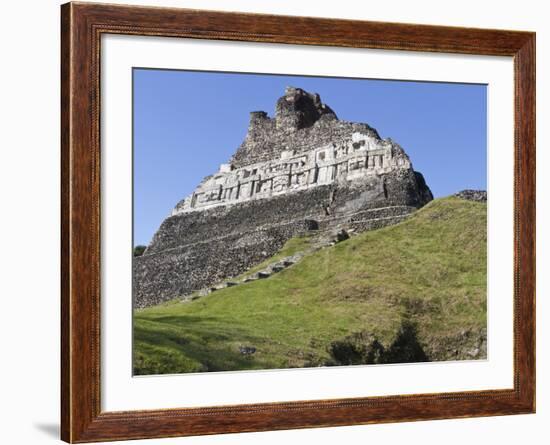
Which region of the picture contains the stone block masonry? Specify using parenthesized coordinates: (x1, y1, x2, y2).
(134, 87, 433, 308)
(134, 220, 317, 308)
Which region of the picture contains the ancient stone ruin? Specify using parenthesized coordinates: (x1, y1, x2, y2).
(454, 189, 487, 203)
(134, 87, 433, 308)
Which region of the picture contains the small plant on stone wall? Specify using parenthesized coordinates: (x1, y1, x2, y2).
(134, 245, 147, 257)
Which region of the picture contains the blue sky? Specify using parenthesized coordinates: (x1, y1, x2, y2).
(133, 69, 487, 246)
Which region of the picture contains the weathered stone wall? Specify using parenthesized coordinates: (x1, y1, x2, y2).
(454, 189, 487, 203)
(149, 186, 334, 253)
(149, 169, 429, 254)
(134, 220, 317, 308)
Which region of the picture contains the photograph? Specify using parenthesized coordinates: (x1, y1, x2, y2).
(132, 70, 488, 375)
(53, 1, 536, 442)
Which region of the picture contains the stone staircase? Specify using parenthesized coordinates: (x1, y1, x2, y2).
(182, 227, 359, 302)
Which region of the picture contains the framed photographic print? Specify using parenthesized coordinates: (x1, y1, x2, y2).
(61, 2, 535, 442)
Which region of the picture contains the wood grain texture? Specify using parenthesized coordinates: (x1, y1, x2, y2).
(60, 2, 536, 442)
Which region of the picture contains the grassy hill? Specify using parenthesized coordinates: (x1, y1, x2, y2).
(134, 196, 487, 375)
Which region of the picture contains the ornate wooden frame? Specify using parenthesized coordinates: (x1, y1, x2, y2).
(61, 2, 536, 442)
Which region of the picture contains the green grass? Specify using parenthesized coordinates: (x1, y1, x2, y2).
(134, 197, 487, 375)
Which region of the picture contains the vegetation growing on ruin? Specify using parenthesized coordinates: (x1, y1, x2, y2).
(133, 197, 487, 375)
(133, 245, 147, 257)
